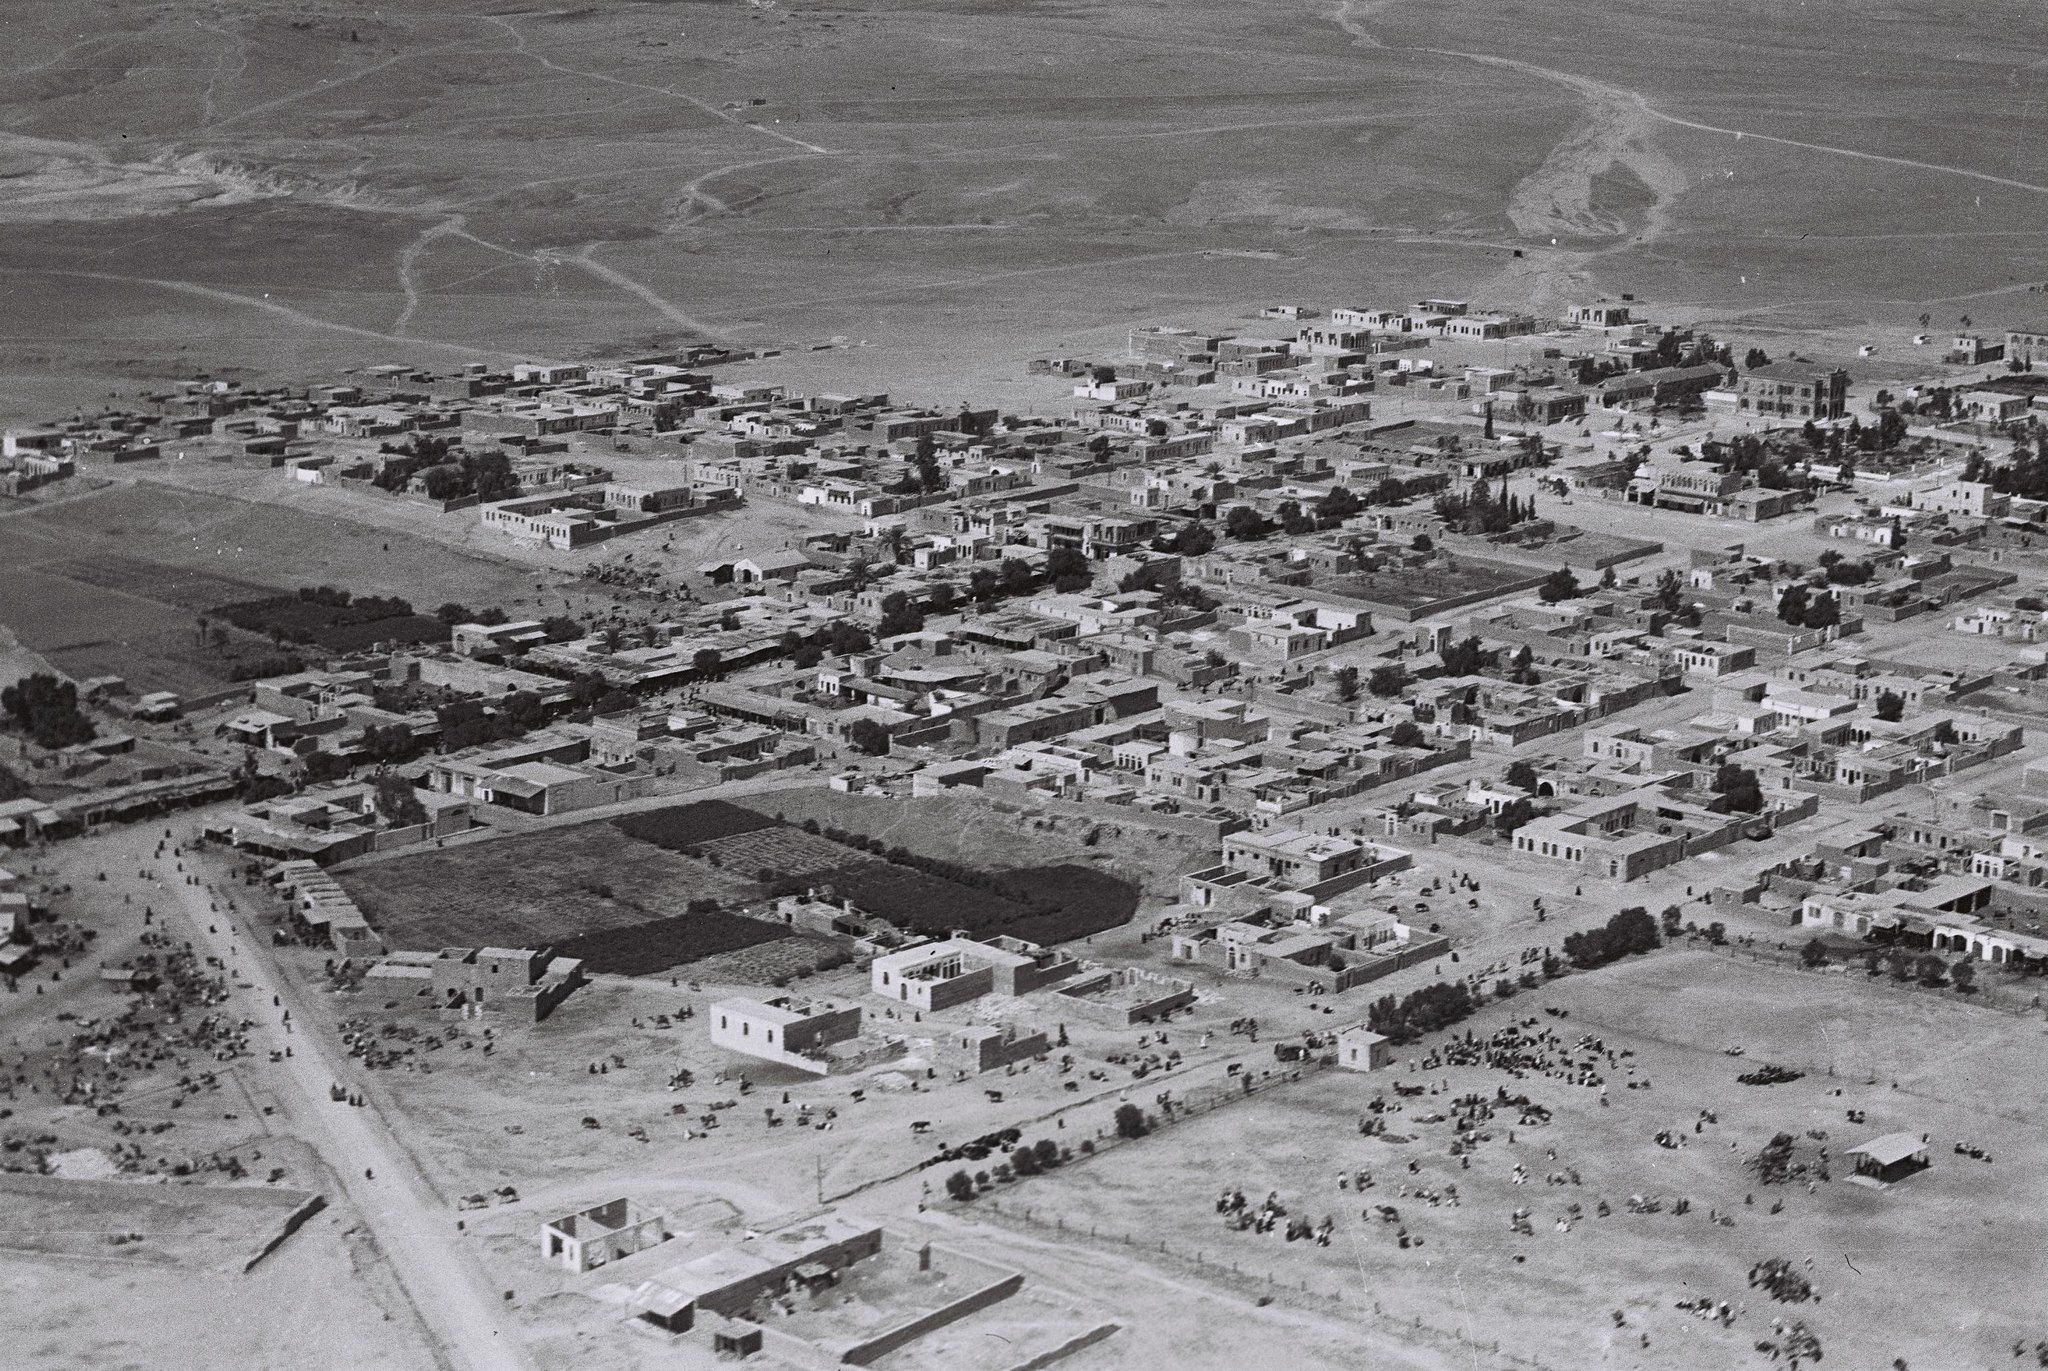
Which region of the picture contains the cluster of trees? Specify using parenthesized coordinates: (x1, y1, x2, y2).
(966, 557, 1041, 604)
(944, 1136, 1073, 1199)
(1117, 563, 1217, 611)
(1433, 479, 1534, 536)
(1861, 945, 1976, 992)
(1701, 434, 1811, 493)
(1366, 981, 1477, 1044)
(437, 692, 556, 750)
(1896, 384, 1956, 421)
(0, 674, 95, 749)
(1561, 906, 1661, 969)
(1224, 505, 1268, 541)
(1963, 433, 2048, 501)
(1774, 584, 1842, 631)
(373, 446, 516, 502)
(1814, 550, 1878, 585)
(784, 619, 876, 670)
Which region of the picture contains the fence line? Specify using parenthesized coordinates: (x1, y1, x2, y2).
(974, 1194, 1555, 1371)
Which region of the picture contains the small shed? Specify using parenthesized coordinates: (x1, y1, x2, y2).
(1847, 1132, 1930, 1184)
(632, 1283, 694, 1335)
(1336, 1026, 1394, 1073)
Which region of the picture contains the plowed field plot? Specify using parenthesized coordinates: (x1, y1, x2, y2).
(337, 823, 750, 952)
(697, 826, 855, 878)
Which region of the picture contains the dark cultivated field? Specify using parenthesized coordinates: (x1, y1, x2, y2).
(818, 860, 1137, 946)
(552, 911, 791, 977)
(215, 594, 448, 652)
(613, 799, 781, 850)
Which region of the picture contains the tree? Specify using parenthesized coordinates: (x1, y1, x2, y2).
(1561, 907, 1660, 969)
(1776, 584, 1811, 625)
(1224, 505, 1266, 541)
(1801, 593, 1840, 631)
(1410, 533, 1433, 552)
(945, 1169, 976, 1202)
(376, 773, 429, 827)
(1332, 665, 1360, 702)
(1508, 643, 1539, 684)
(1389, 720, 1426, 749)
(1800, 938, 1829, 969)
(0, 673, 94, 750)
(847, 718, 891, 756)
(502, 690, 548, 732)
(302, 750, 352, 783)
(1743, 347, 1771, 370)
(1113, 1103, 1148, 1139)
(1010, 1143, 1043, 1176)
(1504, 759, 1539, 792)
(876, 590, 925, 639)
(1439, 635, 1489, 676)
(1315, 485, 1362, 526)
(1046, 545, 1092, 593)
(1494, 796, 1535, 834)
(912, 433, 944, 493)
(1949, 959, 1977, 993)
(1172, 521, 1216, 556)
(1276, 500, 1315, 535)
(692, 648, 722, 679)
(1874, 690, 1904, 722)
(1712, 762, 1765, 814)
(435, 602, 473, 625)
(1367, 663, 1409, 698)
(1652, 568, 1683, 613)
(1915, 953, 1948, 987)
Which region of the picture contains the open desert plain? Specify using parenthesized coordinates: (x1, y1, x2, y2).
(4, 1, 2048, 1369)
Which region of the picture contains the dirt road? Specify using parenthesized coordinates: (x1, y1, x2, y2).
(130, 821, 535, 1371)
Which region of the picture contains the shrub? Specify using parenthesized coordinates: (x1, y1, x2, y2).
(1113, 1103, 1148, 1139)
(945, 1170, 975, 1202)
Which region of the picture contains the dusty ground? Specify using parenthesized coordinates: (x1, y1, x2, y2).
(1, 1206, 436, 1371)
(3, 0, 2044, 418)
(988, 947, 2048, 1371)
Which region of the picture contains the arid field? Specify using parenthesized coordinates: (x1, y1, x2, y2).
(3, 0, 2046, 420)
